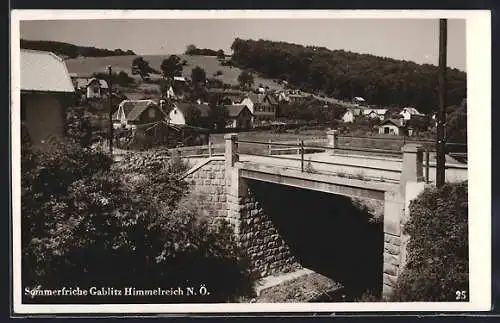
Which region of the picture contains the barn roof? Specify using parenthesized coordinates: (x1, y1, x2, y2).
(21, 49, 75, 93)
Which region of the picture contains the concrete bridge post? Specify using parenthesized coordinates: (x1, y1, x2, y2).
(224, 133, 245, 236)
(400, 143, 424, 196)
(225, 133, 239, 167)
(382, 143, 426, 299)
(326, 129, 339, 155)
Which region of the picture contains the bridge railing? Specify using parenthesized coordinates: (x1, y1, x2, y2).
(227, 132, 408, 183)
(225, 131, 466, 185)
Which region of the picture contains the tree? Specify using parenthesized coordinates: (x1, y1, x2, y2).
(446, 99, 467, 144)
(183, 104, 203, 127)
(159, 77, 172, 99)
(209, 98, 228, 131)
(116, 71, 134, 87)
(185, 44, 197, 55)
(229, 38, 466, 112)
(191, 66, 207, 85)
(238, 70, 254, 90)
(161, 55, 183, 79)
(131, 56, 154, 80)
(217, 49, 225, 60)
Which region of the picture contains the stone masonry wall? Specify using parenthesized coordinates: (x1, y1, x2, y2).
(184, 160, 298, 277)
(237, 183, 300, 278)
(183, 159, 228, 223)
(383, 233, 402, 297)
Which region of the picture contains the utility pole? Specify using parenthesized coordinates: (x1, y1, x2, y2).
(436, 19, 447, 187)
(107, 65, 113, 155)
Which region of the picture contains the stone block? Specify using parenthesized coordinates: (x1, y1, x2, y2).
(384, 242, 401, 256)
(383, 262, 398, 276)
(384, 233, 401, 246)
(383, 253, 400, 266)
(383, 273, 398, 287)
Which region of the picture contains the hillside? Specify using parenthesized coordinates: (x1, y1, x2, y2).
(20, 39, 136, 59)
(230, 38, 466, 114)
(65, 54, 285, 91)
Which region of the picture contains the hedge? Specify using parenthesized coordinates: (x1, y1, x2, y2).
(392, 181, 469, 301)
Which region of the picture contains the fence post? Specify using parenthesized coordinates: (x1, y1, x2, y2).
(425, 149, 430, 183)
(225, 133, 239, 167)
(300, 140, 304, 172)
(268, 139, 272, 155)
(296, 138, 300, 155)
(326, 129, 339, 156)
(208, 141, 213, 157)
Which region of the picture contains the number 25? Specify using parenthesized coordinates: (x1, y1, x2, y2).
(456, 290, 467, 300)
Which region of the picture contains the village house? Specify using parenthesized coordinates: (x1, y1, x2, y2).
(378, 119, 406, 136)
(352, 96, 366, 105)
(242, 93, 278, 123)
(342, 108, 362, 123)
(168, 103, 211, 127)
(225, 104, 253, 129)
(21, 49, 76, 145)
(113, 99, 166, 129)
(362, 108, 389, 121)
(166, 86, 176, 99)
(86, 78, 109, 99)
(173, 76, 188, 83)
(288, 92, 309, 104)
(277, 91, 290, 103)
(399, 107, 424, 122)
(72, 76, 109, 99)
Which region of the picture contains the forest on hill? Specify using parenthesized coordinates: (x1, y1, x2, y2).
(230, 38, 466, 114)
(20, 39, 136, 59)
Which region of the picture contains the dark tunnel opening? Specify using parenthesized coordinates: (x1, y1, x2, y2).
(247, 180, 384, 300)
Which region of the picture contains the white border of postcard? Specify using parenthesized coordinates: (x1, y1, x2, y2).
(11, 9, 491, 314)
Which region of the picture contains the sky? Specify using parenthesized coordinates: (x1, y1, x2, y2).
(20, 18, 466, 71)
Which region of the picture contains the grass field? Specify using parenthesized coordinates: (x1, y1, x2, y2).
(65, 54, 285, 90)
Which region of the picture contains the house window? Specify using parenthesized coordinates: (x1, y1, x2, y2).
(384, 127, 389, 134)
(148, 108, 156, 118)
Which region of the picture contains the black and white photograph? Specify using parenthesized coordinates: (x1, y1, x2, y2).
(11, 10, 491, 314)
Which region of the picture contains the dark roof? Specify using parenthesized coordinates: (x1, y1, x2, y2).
(379, 119, 403, 127)
(176, 103, 211, 118)
(114, 100, 161, 121)
(225, 104, 250, 118)
(263, 94, 278, 105)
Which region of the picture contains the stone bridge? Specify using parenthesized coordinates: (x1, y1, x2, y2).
(181, 133, 468, 299)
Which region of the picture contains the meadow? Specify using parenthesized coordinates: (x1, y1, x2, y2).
(65, 54, 286, 90)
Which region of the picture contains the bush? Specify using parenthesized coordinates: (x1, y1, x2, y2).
(391, 181, 468, 301)
(22, 139, 254, 303)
